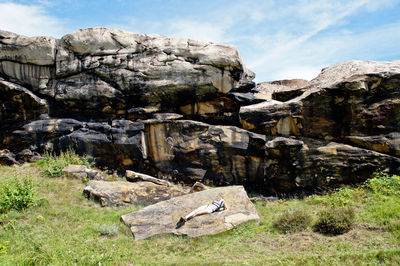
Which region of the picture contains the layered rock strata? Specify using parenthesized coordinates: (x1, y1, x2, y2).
(1, 27, 399, 194)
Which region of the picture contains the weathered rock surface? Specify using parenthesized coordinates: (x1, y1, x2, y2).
(0, 27, 254, 123)
(83, 180, 185, 207)
(1, 27, 399, 195)
(120, 186, 259, 240)
(189, 182, 210, 193)
(53, 27, 254, 118)
(126, 170, 171, 186)
(264, 137, 400, 193)
(0, 149, 19, 166)
(9, 117, 267, 189)
(0, 78, 48, 127)
(254, 79, 309, 102)
(16, 149, 41, 163)
(240, 61, 400, 154)
(62, 164, 106, 180)
(144, 119, 267, 187)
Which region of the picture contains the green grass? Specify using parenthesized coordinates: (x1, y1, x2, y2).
(35, 149, 91, 178)
(0, 175, 36, 213)
(0, 164, 399, 265)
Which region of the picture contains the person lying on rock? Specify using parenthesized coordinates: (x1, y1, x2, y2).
(176, 199, 227, 228)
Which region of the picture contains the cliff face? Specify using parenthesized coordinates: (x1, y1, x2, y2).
(1, 27, 399, 194)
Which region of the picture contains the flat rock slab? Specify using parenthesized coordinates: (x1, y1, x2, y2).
(83, 180, 186, 207)
(62, 164, 103, 180)
(120, 186, 260, 240)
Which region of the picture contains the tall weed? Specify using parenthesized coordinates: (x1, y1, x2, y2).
(0, 177, 36, 213)
(363, 172, 400, 195)
(36, 149, 91, 178)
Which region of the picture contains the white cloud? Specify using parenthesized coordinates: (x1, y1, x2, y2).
(166, 20, 227, 43)
(273, 66, 324, 81)
(1, 0, 398, 83)
(248, 0, 372, 69)
(0, 2, 65, 37)
(238, 0, 400, 81)
(252, 21, 400, 82)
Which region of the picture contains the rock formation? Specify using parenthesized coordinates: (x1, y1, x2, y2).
(83, 180, 185, 207)
(120, 186, 259, 240)
(126, 170, 172, 186)
(1, 27, 399, 194)
(240, 61, 400, 192)
(62, 164, 106, 181)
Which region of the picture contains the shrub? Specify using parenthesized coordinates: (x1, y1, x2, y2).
(93, 223, 120, 236)
(313, 207, 355, 235)
(36, 149, 91, 178)
(0, 177, 36, 213)
(273, 210, 312, 233)
(363, 172, 400, 195)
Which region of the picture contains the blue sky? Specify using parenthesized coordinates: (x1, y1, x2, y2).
(1, 0, 399, 82)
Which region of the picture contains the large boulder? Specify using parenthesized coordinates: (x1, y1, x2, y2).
(0, 27, 254, 121)
(254, 79, 309, 102)
(1, 28, 399, 194)
(143, 119, 266, 187)
(0, 78, 48, 127)
(264, 137, 400, 193)
(0, 30, 56, 93)
(0, 149, 19, 166)
(240, 61, 400, 157)
(83, 180, 185, 207)
(11, 116, 266, 189)
(62, 164, 105, 181)
(11, 119, 146, 169)
(53, 27, 254, 118)
(120, 186, 259, 240)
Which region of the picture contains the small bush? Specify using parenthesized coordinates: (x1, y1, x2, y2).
(313, 207, 355, 235)
(36, 149, 91, 177)
(93, 223, 120, 236)
(0, 177, 36, 213)
(273, 210, 312, 233)
(363, 172, 400, 195)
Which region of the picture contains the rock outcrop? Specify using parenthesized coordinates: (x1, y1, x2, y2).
(239, 60, 400, 192)
(120, 186, 259, 240)
(264, 137, 400, 193)
(0, 149, 19, 166)
(83, 180, 185, 207)
(126, 170, 171, 186)
(1, 27, 399, 194)
(62, 164, 106, 181)
(240, 61, 400, 142)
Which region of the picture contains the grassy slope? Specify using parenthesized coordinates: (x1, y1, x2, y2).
(0, 165, 399, 265)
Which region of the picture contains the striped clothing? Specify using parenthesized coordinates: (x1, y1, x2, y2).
(207, 199, 226, 212)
